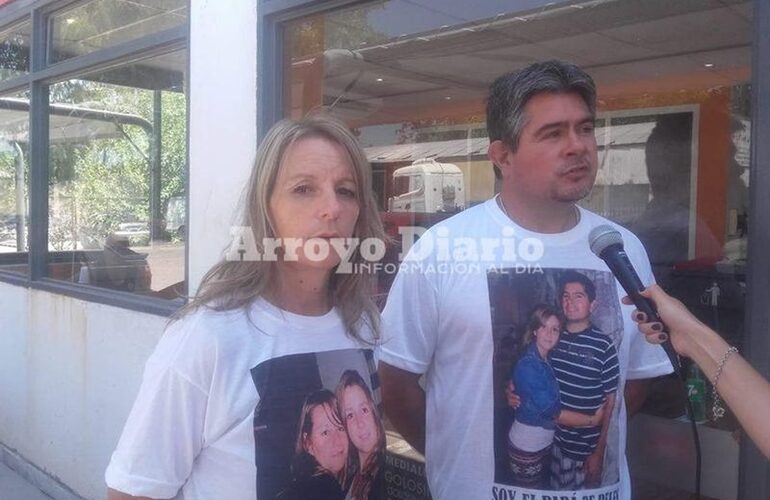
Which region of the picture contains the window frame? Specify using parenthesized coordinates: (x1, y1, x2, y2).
(594, 104, 700, 258)
(257, 0, 770, 496)
(740, 1, 770, 497)
(0, 0, 190, 316)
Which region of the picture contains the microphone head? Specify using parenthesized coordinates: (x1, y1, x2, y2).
(589, 224, 624, 257)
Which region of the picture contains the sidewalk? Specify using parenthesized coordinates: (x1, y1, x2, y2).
(0, 463, 52, 500)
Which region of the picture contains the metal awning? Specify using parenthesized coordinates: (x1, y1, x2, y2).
(0, 97, 152, 144)
(365, 137, 489, 163)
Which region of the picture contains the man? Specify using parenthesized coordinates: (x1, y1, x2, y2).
(379, 60, 673, 499)
(550, 270, 619, 489)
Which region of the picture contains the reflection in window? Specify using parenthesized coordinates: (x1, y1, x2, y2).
(47, 49, 187, 299)
(48, 0, 187, 64)
(0, 92, 29, 274)
(392, 175, 410, 198)
(585, 110, 702, 265)
(0, 19, 31, 81)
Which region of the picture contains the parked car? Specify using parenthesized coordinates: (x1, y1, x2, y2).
(114, 222, 150, 246)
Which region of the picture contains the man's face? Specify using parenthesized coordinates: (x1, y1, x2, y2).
(561, 282, 595, 328)
(499, 92, 598, 204)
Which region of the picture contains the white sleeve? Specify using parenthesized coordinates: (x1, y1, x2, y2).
(624, 233, 675, 379)
(105, 317, 211, 498)
(379, 256, 440, 375)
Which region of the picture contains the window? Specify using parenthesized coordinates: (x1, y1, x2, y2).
(48, 0, 187, 63)
(0, 90, 29, 274)
(589, 108, 703, 261)
(277, 0, 753, 498)
(0, 18, 30, 81)
(47, 50, 187, 298)
(392, 175, 409, 197)
(0, 1, 188, 310)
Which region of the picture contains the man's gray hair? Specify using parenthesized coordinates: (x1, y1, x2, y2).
(486, 60, 596, 152)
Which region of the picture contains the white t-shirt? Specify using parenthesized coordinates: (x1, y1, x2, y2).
(380, 199, 673, 500)
(105, 298, 380, 500)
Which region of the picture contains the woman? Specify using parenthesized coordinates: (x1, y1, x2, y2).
(628, 285, 770, 459)
(105, 114, 386, 500)
(336, 370, 385, 500)
(279, 390, 350, 500)
(508, 305, 605, 488)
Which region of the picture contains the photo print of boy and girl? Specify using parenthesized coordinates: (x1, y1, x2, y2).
(252, 349, 384, 500)
(490, 268, 623, 493)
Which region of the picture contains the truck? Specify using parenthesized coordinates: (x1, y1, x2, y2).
(387, 158, 466, 213)
(376, 159, 467, 299)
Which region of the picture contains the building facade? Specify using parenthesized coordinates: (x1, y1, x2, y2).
(0, 0, 768, 498)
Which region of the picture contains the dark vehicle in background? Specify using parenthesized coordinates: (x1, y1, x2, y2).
(81, 234, 152, 292)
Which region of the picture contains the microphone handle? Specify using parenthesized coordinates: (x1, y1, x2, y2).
(601, 247, 682, 375)
(627, 288, 682, 375)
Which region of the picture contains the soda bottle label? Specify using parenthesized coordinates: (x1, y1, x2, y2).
(687, 378, 707, 422)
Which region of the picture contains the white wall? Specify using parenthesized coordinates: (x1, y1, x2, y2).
(0, 1, 260, 498)
(189, 0, 258, 293)
(0, 284, 167, 499)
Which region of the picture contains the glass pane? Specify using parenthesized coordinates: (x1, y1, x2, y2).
(284, 0, 752, 498)
(0, 19, 31, 81)
(0, 90, 29, 274)
(48, 0, 187, 64)
(47, 49, 187, 300)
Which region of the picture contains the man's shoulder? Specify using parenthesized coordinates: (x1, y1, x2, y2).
(586, 325, 617, 351)
(402, 200, 498, 259)
(428, 200, 494, 233)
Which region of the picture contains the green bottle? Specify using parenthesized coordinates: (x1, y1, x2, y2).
(686, 363, 707, 422)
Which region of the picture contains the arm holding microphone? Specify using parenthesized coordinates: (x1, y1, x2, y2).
(626, 285, 770, 459)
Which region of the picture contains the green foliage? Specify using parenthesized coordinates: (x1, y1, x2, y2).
(48, 80, 186, 249)
(0, 28, 30, 80)
(0, 149, 23, 216)
(289, 4, 387, 57)
(325, 4, 388, 50)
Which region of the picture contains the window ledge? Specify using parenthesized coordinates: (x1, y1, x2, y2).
(0, 272, 184, 316)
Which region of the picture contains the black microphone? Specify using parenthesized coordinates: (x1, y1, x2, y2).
(588, 224, 681, 374)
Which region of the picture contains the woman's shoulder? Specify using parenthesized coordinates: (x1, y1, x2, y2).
(513, 353, 537, 370)
(163, 305, 251, 345)
(513, 350, 550, 378)
(148, 304, 265, 373)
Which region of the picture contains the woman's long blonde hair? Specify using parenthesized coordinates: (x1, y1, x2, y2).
(179, 114, 386, 342)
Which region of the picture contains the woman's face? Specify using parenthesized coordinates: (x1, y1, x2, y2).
(269, 136, 360, 271)
(534, 315, 561, 354)
(305, 403, 349, 473)
(341, 385, 380, 457)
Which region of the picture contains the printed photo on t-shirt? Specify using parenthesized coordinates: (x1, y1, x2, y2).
(488, 267, 623, 496)
(251, 348, 385, 500)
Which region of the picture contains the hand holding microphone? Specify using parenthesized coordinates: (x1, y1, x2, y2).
(621, 284, 712, 360)
(588, 225, 682, 374)
(623, 283, 770, 459)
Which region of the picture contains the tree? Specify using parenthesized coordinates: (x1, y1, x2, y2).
(47, 78, 187, 249)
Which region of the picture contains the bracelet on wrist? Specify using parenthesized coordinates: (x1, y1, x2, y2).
(711, 345, 738, 421)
